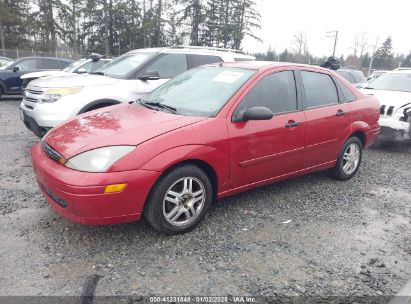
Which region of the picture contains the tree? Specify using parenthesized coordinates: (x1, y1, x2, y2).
(373, 36, 394, 69)
(402, 52, 411, 67)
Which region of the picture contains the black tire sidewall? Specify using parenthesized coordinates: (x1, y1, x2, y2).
(335, 137, 363, 180)
(144, 165, 213, 235)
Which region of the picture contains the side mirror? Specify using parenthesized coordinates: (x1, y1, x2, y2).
(12, 66, 20, 72)
(76, 68, 87, 74)
(138, 71, 160, 81)
(233, 106, 274, 122)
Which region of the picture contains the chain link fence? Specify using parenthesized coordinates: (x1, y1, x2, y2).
(0, 48, 85, 60)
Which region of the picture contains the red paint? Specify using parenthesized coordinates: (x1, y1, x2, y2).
(31, 62, 380, 225)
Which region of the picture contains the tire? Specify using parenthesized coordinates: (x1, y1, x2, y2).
(330, 136, 363, 181)
(144, 164, 213, 235)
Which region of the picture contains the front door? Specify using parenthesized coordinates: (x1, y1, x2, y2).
(227, 70, 305, 187)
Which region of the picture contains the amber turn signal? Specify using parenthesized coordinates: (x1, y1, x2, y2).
(104, 183, 127, 193)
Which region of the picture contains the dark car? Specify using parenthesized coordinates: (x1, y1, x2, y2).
(336, 69, 367, 88)
(0, 56, 72, 98)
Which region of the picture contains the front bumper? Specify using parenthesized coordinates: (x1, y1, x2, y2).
(379, 117, 411, 139)
(31, 143, 161, 225)
(20, 107, 51, 137)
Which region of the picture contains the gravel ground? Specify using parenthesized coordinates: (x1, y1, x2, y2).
(0, 98, 410, 301)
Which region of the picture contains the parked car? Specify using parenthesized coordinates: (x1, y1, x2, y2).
(367, 70, 388, 82)
(336, 69, 367, 88)
(31, 62, 380, 234)
(0, 56, 12, 67)
(20, 54, 112, 88)
(20, 46, 255, 137)
(0, 56, 72, 98)
(361, 70, 411, 139)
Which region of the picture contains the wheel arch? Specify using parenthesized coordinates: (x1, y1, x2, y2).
(77, 99, 122, 114)
(158, 159, 219, 201)
(350, 130, 366, 147)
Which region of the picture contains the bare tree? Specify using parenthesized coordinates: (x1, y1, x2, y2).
(358, 32, 369, 58)
(351, 34, 359, 57)
(292, 31, 308, 55)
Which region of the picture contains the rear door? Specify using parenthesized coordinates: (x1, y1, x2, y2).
(298, 69, 352, 169)
(227, 69, 305, 187)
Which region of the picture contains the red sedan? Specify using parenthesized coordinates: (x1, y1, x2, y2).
(31, 62, 380, 234)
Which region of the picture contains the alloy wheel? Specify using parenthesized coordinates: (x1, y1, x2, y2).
(163, 177, 206, 226)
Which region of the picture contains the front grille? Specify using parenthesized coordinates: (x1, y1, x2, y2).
(23, 87, 43, 103)
(42, 142, 64, 163)
(26, 88, 43, 95)
(380, 105, 395, 116)
(25, 96, 38, 103)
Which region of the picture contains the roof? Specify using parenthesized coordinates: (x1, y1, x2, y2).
(217, 61, 332, 72)
(15, 56, 72, 62)
(128, 46, 255, 59)
(387, 69, 411, 74)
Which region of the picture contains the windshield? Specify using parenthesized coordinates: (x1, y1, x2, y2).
(366, 73, 411, 92)
(96, 52, 155, 78)
(141, 66, 256, 117)
(0, 60, 14, 70)
(63, 59, 87, 72)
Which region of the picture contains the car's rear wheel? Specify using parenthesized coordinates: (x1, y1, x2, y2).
(144, 164, 213, 235)
(330, 136, 363, 180)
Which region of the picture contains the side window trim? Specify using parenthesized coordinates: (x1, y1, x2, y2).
(298, 69, 340, 110)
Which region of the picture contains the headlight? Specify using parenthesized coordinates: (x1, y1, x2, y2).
(65, 146, 135, 172)
(41, 87, 83, 103)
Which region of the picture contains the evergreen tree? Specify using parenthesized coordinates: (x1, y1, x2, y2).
(373, 36, 394, 70)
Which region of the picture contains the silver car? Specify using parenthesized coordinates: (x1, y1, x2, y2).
(20, 46, 255, 137)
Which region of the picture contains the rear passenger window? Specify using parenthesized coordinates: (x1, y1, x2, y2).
(301, 71, 339, 108)
(145, 53, 187, 79)
(335, 78, 357, 102)
(337, 70, 350, 81)
(38, 59, 62, 69)
(188, 55, 222, 68)
(351, 71, 366, 83)
(235, 71, 297, 115)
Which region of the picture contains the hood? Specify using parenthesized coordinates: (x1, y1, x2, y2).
(20, 70, 69, 80)
(361, 89, 411, 109)
(44, 103, 207, 158)
(29, 73, 118, 88)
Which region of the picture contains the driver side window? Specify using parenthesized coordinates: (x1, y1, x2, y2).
(17, 59, 37, 71)
(234, 71, 298, 119)
(144, 54, 188, 79)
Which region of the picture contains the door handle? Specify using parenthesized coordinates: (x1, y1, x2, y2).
(285, 121, 301, 128)
(336, 109, 346, 116)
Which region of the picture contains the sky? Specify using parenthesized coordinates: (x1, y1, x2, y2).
(242, 0, 411, 57)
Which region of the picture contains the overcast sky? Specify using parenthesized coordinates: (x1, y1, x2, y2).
(242, 0, 410, 57)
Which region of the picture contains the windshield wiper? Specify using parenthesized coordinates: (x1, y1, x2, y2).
(90, 71, 106, 75)
(140, 101, 178, 113)
(363, 87, 374, 89)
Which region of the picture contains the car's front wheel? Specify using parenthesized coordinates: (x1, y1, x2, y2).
(144, 164, 213, 235)
(330, 136, 363, 180)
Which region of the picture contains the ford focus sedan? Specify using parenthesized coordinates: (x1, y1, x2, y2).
(31, 62, 380, 234)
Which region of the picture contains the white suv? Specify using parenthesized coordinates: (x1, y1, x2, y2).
(20, 46, 255, 137)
